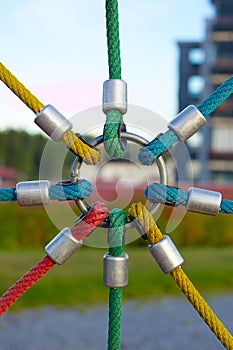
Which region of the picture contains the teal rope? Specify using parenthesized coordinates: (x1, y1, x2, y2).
(49, 181, 92, 200)
(107, 208, 126, 350)
(145, 182, 233, 214)
(104, 0, 125, 158)
(198, 75, 233, 116)
(145, 183, 188, 206)
(0, 181, 92, 202)
(138, 75, 233, 165)
(0, 188, 16, 201)
(138, 130, 178, 165)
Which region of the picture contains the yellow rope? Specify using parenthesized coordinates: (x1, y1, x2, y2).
(129, 202, 233, 350)
(62, 130, 101, 165)
(0, 62, 44, 113)
(0, 62, 100, 165)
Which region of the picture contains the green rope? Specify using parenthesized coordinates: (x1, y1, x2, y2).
(106, 0, 121, 79)
(104, 0, 125, 158)
(104, 110, 125, 158)
(107, 208, 126, 350)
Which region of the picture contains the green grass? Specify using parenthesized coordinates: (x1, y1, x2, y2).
(1, 246, 233, 311)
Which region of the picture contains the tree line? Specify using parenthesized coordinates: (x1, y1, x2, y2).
(0, 130, 74, 180)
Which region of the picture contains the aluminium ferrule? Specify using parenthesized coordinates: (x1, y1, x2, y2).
(35, 104, 72, 141)
(16, 180, 51, 206)
(45, 227, 82, 265)
(102, 79, 127, 114)
(149, 235, 184, 274)
(168, 105, 206, 141)
(103, 252, 129, 288)
(186, 187, 222, 216)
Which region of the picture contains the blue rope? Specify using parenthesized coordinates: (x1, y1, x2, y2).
(138, 130, 178, 165)
(198, 75, 233, 117)
(138, 75, 233, 165)
(0, 188, 16, 201)
(0, 180, 92, 202)
(145, 183, 233, 215)
(145, 183, 188, 206)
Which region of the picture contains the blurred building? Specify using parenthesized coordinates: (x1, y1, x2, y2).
(0, 166, 17, 187)
(177, 0, 233, 183)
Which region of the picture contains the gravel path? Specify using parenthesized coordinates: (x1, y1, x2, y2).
(0, 295, 232, 349)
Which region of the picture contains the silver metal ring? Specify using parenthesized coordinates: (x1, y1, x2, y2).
(70, 131, 168, 229)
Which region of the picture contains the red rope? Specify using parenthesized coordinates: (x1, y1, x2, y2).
(71, 201, 108, 240)
(0, 201, 108, 316)
(0, 256, 54, 316)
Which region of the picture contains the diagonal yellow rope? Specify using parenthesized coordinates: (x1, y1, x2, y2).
(129, 202, 233, 350)
(0, 62, 100, 165)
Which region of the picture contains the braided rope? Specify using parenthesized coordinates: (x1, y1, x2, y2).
(0, 256, 55, 316)
(104, 110, 125, 158)
(107, 209, 126, 350)
(138, 75, 233, 166)
(106, 0, 121, 80)
(49, 181, 92, 201)
(71, 201, 108, 241)
(145, 182, 233, 215)
(128, 202, 233, 349)
(138, 130, 178, 165)
(104, 0, 125, 158)
(198, 75, 233, 117)
(0, 63, 100, 165)
(0, 181, 92, 202)
(0, 63, 43, 114)
(62, 130, 101, 165)
(0, 202, 108, 315)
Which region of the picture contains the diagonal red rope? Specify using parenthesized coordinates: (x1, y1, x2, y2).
(0, 256, 54, 316)
(0, 201, 108, 316)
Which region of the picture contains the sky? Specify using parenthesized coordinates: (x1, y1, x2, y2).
(0, 0, 215, 134)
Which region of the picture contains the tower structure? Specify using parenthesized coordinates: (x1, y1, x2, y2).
(178, 0, 233, 183)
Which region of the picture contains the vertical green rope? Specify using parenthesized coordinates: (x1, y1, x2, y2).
(104, 0, 125, 158)
(106, 0, 121, 79)
(107, 208, 126, 350)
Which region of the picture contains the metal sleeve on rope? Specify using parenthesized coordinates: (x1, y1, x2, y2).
(103, 79, 127, 115)
(104, 0, 127, 160)
(138, 75, 233, 166)
(35, 104, 72, 141)
(145, 183, 225, 216)
(16, 180, 51, 206)
(149, 235, 184, 274)
(0, 202, 108, 314)
(45, 227, 82, 265)
(0, 63, 101, 165)
(105, 208, 127, 350)
(128, 202, 233, 349)
(0, 180, 93, 204)
(168, 105, 206, 142)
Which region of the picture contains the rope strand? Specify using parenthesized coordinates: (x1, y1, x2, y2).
(107, 209, 126, 350)
(0, 62, 100, 165)
(128, 202, 233, 349)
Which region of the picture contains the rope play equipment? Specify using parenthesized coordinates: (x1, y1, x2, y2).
(1, 0, 233, 349)
(0, 201, 108, 316)
(128, 203, 233, 349)
(0, 63, 101, 165)
(103, 0, 126, 158)
(0, 180, 92, 202)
